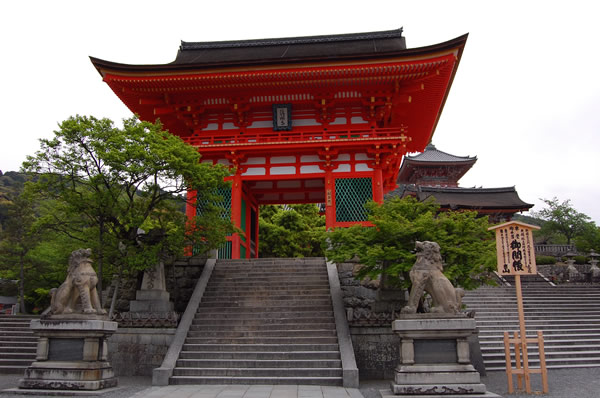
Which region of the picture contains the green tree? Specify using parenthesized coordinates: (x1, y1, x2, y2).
(574, 222, 600, 253)
(22, 115, 233, 302)
(259, 204, 325, 258)
(532, 197, 591, 245)
(0, 189, 39, 312)
(324, 197, 496, 289)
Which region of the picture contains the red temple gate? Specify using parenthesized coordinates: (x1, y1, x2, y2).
(91, 29, 467, 259)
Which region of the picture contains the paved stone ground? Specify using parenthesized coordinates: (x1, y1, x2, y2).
(1, 368, 599, 398)
(360, 369, 600, 398)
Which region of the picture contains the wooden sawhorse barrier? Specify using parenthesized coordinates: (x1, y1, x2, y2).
(503, 330, 549, 394)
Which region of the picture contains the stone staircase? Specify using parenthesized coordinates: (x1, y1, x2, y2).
(463, 280, 600, 371)
(169, 257, 344, 385)
(0, 314, 37, 374)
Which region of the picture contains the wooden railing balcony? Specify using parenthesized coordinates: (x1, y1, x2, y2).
(184, 126, 410, 151)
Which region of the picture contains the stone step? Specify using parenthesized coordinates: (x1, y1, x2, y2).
(209, 275, 329, 282)
(170, 257, 342, 386)
(196, 306, 333, 314)
(482, 345, 600, 360)
(186, 329, 337, 338)
(175, 359, 342, 368)
(474, 323, 600, 330)
(0, 346, 36, 353)
(184, 336, 339, 345)
(0, 336, 37, 343)
(0, 326, 33, 332)
(179, 350, 340, 360)
(1, 352, 37, 359)
(190, 323, 335, 332)
(194, 311, 334, 320)
(206, 282, 330, 289)
(211, 269, 327, 276)
(468, 289, 600, 295)
(0, 331, 35, 338)
(191, 316, 335, 325)
(213, 268, 328, 274)
(181, 343, 340, 352)
(205, 283, 329, 294)
(0, 358, 34, 367)
(168, 375, 342, 386)
(216, 257, 326, 263)
(466, 290, 600, 295)
(197, 299, 332, 308)
(0, 365, 30, 375)
(484, 356, 600, 371)
(201, 293, 332, 301)
(469, 308, 599, 314)
(467, 302, 600, 308)
(171, 367, 342, 378)
(479, 329, 600, 337)
(480, 337, 600, 345)
(471, 312, 600, 318)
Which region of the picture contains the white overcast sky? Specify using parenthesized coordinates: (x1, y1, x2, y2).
(1, 0, 599, 223)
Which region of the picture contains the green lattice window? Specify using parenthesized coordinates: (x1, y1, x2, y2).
(218, 241, 233, 259)
(335, 177, 372, 222)
(197, 187, 231, 220)
(194, 187, 232, 257)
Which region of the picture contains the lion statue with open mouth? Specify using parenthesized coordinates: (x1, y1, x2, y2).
(401, 241, 464, 314)
(49, 248, 107, 316)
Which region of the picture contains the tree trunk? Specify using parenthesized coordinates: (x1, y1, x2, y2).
(19, 252, 26, 314)
(97, 219, 104, 307)
(108, 263, 123, 318)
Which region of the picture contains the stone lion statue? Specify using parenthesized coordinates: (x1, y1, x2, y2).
(401, 241, 464, 314)
(49, 248, 107, 316)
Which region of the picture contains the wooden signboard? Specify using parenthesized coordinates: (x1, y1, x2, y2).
(489, 221, 539, 276)
(488, 220, 548, 394)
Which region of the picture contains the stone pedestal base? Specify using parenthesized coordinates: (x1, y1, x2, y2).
(18, 319, 118, 391)
(384, 316, 500, 397)
(129, 289, 174, 312)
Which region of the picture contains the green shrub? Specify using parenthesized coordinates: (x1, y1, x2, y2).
(536, 255, 556, 265)
(574, 255, 587, 264)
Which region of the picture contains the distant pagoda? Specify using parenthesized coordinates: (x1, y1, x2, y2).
(388, 143, 532, 222)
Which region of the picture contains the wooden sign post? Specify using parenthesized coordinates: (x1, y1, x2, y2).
(488, 221, 548, 394)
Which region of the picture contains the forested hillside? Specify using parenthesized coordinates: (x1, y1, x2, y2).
(0, 171, 28, 232)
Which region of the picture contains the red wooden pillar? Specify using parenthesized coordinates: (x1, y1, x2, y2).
(254, 204, 260, 258)
(186, 189, 197, 219)
(231, 173, 242, 259)
(325, 171, 335, 230)
(373, 167, 384, 204)
(184, 189, 197, 256)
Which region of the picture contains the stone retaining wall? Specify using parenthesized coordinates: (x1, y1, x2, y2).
(350, 327, 400, 380)
(108, 257, 207, 314)
(107, 328, 175, 376)
(538, 263, 598, 283)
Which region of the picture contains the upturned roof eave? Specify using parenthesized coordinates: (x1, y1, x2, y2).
(89, 33, 468, 77)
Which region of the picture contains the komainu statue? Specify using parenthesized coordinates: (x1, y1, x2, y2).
(49, 248, 107, 316)
(401, 241, 464, 314)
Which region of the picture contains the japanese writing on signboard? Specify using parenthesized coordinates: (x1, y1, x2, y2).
(272, 104, 292, 131)
(489, 221, 539, 276)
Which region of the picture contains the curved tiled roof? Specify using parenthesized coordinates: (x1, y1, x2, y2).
(173, 28, 407, 66)
(405, 143, 476, 163)
(386, 185, 533, 210)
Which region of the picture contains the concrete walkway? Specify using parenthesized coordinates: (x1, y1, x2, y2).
(130, 385, 363, 398)
(3, 368, 600, 398)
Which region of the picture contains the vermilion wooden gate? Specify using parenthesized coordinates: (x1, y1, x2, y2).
(91, 29, 467, 258)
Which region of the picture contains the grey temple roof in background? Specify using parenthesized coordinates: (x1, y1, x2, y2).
(404, 143, 477, 164)
(386, 185, 533, 211)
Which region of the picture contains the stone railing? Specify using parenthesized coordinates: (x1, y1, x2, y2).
(534, 244, 576, 257)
